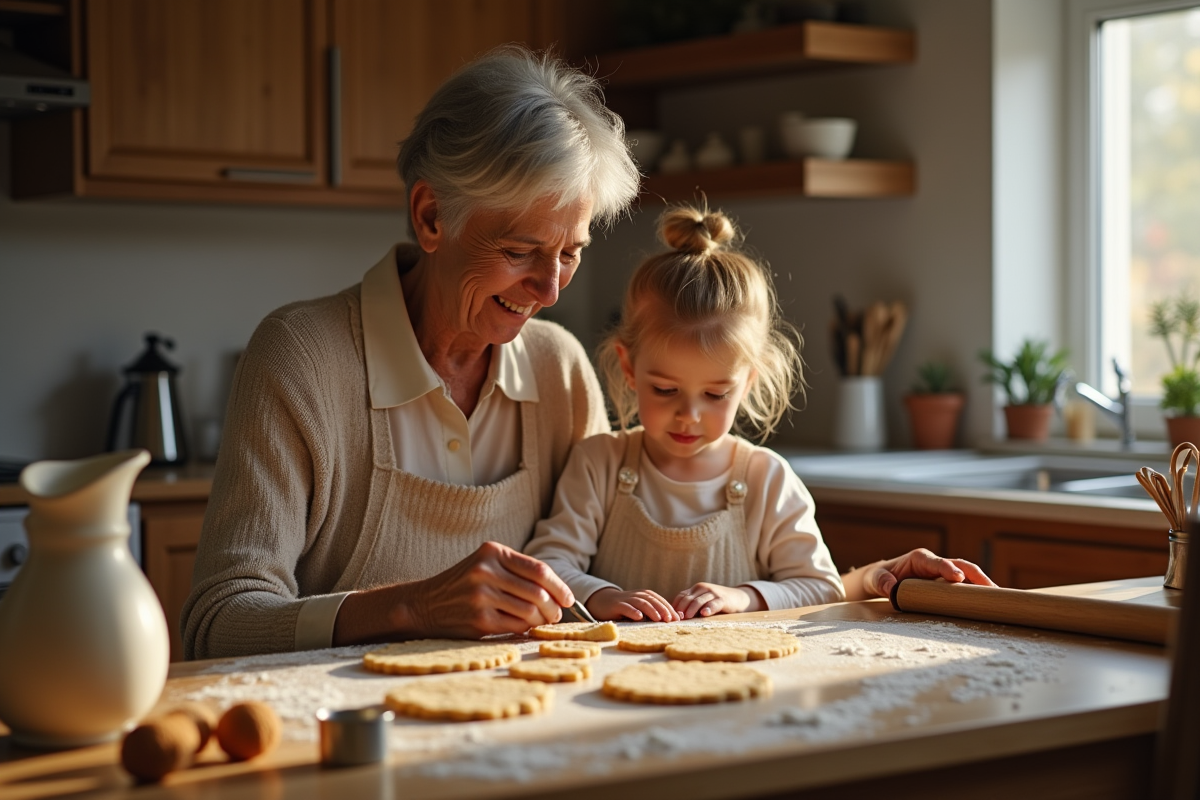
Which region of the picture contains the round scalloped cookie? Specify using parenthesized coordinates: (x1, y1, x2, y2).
(663, 628, 799, 662)
(615, 624, 698, 653)
(363, 640, 519, 675)
(508, 658, 592, 683)
(538, 641, 602, 659)
(529, 621, 619, 642)
(602, 661, 772, 705)
(385, 676, 553, 721)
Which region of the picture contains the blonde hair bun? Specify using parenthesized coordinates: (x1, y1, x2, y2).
(659, 206, 735, 255)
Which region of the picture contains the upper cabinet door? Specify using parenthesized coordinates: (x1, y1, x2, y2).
(331, 0, 556, 192)
(86, 0, 328, 186)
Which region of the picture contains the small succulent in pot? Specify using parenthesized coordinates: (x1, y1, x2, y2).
(911, 360, 956, 394)
(905, 360, 964, 449)
(978, 339, 1070, 441)
(978, 339, 1070, 406)
(1150, 293, 1200, 447)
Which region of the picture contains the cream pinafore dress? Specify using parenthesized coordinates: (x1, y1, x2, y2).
(589, 429, 761, 599)
(340, 401, 542, 588)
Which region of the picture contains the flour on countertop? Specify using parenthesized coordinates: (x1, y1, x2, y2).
(172, 617, 1064, 773)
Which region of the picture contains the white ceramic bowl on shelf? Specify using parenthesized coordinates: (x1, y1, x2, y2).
(797, 118, 857, 160)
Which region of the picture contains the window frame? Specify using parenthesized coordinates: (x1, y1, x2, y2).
(1066, 0, 1200, 437)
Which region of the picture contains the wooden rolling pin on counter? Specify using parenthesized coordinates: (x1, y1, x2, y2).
(891, 578, 1179, 645)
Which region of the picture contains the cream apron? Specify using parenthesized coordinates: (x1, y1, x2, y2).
(341, 401, 541, 589)
(589, 429, 760, 599)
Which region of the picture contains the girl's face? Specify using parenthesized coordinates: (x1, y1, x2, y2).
(618, 336, 754, 481)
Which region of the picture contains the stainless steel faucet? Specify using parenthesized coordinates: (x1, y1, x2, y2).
(1074, 359, 1135, 449)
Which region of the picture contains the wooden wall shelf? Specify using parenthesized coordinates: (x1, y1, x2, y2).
(596, 21, 915, 89)
(640, 158, 916, 202)
(0, 0, 64, 18)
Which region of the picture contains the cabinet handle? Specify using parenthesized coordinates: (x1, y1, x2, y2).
(221, 168, 318, 183)
(329, 46, 342, 187)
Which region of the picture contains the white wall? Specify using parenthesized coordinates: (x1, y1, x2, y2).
(993, 0, 1067, 435)
(0, 125, 406, 460)
(583, 0, 996, 448)
(0, 0, 998, 461)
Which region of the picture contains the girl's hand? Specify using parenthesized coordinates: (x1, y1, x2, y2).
(673, 583, 766, 619)
(847, 548, 996, 602)
(587, 587, 680, 622)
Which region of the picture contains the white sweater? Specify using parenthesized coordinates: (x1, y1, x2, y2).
(524, 430, 846, 610)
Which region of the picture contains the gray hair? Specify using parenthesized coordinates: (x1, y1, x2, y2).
(397, 45, 639, 237)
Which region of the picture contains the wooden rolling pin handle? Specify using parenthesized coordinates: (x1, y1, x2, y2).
(890, 578, 1176, 646)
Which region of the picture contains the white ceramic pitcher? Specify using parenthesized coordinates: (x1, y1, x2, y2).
(0, 449, 168, 748)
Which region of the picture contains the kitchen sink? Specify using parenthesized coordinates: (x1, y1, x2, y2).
(786, 450, 1178, 501)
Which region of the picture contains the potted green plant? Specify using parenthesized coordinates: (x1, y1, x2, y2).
(904, 361, 965, 450)
(1150, 293, 1200, 448)
(978, 339, 1070, 441)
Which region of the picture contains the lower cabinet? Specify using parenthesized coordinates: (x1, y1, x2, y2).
(815, 500, 1167, 590)
(141, 501, 205, 662)
(989, 536, 1168, 590)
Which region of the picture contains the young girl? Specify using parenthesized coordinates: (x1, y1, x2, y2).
(525, 205, 846, 622)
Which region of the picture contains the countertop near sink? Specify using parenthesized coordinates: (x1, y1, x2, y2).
(783, 446, 1173, 531)
(0, 464, 214, 507)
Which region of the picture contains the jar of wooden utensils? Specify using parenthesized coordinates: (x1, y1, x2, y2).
(1136, 442, 1199, 590)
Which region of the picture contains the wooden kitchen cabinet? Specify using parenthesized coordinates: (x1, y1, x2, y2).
(141, 500, 205, 663)
(989, 536, 1168, 590)
(815, 500, 1168, 590)
(331, 0, 563, 190)
(85, 0, 327, 188)
(11, 0, 581, 206)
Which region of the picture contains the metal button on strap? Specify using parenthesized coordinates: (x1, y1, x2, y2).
(447, 439, 461, 452)
(618, 467, 638, 487)
(727, 480, 748, 500)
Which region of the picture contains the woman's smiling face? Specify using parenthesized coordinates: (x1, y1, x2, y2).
(419, 190, 593, 347)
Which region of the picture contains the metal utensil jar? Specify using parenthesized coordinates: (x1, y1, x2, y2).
(1166, 528, 1188, 590)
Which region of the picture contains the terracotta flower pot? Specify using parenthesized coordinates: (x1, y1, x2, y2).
(1166, 415, 1200, 449)
(904, 393, 965, 450)
(1003, 404, 1053, 441)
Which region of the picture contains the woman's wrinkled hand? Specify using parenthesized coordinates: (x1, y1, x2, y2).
(858, 548, 996, 601)
(407, 541, 575, 637)
(587, 587, 680, 622)
(673, 582, 765, 619)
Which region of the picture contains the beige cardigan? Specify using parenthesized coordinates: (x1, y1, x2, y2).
(182, 284, 608, 659)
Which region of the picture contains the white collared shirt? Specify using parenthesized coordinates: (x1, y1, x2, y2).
(360, 245, 538, 485)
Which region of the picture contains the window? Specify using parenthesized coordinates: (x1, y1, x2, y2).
(1070, 0, 1200, 429)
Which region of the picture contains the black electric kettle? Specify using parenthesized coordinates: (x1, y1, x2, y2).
(106, 333, 189, 465)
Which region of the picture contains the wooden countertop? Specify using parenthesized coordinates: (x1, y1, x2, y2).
(0, 578, 1174, 799)
(0, 464, 214, 507)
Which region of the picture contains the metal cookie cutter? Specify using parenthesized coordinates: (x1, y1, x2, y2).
(316, 705, 394, 767)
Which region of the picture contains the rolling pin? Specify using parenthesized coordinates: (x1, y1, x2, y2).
(890, 579, 1177, 646)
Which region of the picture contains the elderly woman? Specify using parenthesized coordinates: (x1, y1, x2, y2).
(183, 47, 990, 660)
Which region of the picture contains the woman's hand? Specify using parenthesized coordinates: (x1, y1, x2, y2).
(334, 541, 574, 644)
(845, 548, 996, 602)
(587, 587, 680, 622)
(673, 582, 766, 619)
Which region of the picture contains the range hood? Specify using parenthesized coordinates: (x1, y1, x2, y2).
(0, 44, 89, 118)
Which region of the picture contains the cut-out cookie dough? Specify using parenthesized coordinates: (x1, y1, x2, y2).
(663, 628, 799, 662)
(530, 621, 619, 642)
(363, 640, 519, 675)
(509, 658, 592, 683)
(385, 676, 553, 721)
(602, 661, 772, 705)
(538, 641, 602, 659)
(615, 624, 698, 653)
